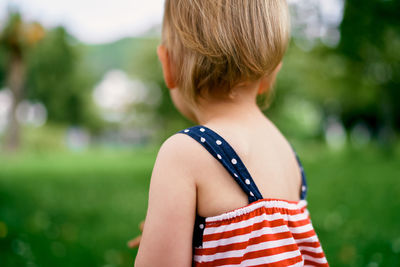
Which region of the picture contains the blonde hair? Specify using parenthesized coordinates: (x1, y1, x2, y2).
(162, 0, 290, 107)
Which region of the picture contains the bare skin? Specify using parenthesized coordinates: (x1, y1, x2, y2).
(133, 46, 302, 267)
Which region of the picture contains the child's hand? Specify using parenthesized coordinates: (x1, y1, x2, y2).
(127, 220, 145, 249)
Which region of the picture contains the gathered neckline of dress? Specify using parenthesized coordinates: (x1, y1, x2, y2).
(205, 198, 308, 223)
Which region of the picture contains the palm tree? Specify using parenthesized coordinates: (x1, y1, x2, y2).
(0, 12, 44, 151)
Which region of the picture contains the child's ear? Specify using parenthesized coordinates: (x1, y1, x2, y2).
(157, 45, 176, 89)
(257, 62, 282, 94)
(257, 77, 269, 95)
(275, 61, 283, 73)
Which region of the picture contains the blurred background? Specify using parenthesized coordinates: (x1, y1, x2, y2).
(0, 0, 399, 266)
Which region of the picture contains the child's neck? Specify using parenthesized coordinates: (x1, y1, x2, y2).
(194, 92, 265, 127)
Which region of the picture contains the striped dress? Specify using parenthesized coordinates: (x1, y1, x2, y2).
(179, 126, 329, 266)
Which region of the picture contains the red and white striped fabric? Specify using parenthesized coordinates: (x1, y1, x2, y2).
(193, 198, 328, 266)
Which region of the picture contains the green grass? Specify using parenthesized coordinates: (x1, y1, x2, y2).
(0, 148, 157, 267)
(302, 144, 400, 266)
(0, 144, 399, 266)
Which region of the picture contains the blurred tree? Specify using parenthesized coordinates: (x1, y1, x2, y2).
(26, 26, 99, 129)
(269, 0, 400, 142)
(337, 0, 400, 136)
(0, 12, 44, 151)
(0, 11, 102, 151)
(0, 45, 6, 86)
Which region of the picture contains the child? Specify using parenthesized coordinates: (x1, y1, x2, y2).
(134, 0, 329, 266)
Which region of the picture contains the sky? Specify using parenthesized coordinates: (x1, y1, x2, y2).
(0, 0, 165, 44)
(0, 0, 343, 45)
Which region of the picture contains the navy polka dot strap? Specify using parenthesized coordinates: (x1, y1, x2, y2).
(178, 125, 308, 202)
(178, 125, 263, 203)
(294, 149, 308, 200)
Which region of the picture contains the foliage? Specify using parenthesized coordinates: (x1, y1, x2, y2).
(0, 12, 24, 55)
(125, 37, 191, 135)
(1, 1, 399, 143)
(0, 45, 6, 86)
(25, 27, 100, 129)
(82, 36, 190, 141)
(76, 0, 400, 142)
(84, 36, 186, 121)
(336, 0, 400, 133)
(0, 12, 102, 135)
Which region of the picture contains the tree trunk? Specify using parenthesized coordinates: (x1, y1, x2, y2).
(4, 52, 25, 152)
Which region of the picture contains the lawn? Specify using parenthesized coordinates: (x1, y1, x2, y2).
(0, 143, 399, 266)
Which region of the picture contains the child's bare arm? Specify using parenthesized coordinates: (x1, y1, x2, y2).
(127, 221, 144, 248)
(135, 134, 197, 267)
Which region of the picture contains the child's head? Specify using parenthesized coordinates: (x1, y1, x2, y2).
(158, 0, 290, 115)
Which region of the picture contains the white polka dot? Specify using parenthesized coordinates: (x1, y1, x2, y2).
(231, 158, 237, 164)
(199, 224, 204, 229)
(217, 154, 222, 159)
(200, 128, 205, 132)
(234, 173, 238, 178)
(245, 179, 251, 185)
(184, 129, 189, 133)
(302, 185, 306, 191)
(200, 137, 206, 143)
(216, 140, 222, 145)
(250, 191, 254, 197)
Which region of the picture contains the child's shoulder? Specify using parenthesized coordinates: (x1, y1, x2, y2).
(154, 130, 210, 178)
(158, 131, 200, 157)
